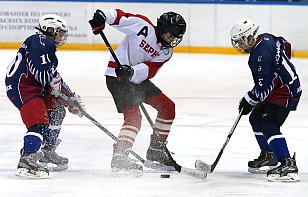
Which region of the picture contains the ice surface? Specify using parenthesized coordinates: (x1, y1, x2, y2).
(1, 50, 307, 196)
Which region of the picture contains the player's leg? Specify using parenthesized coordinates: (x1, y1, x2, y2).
(141, 80, 175, 166)
(16, 97, 50, 178)
(106, 76, 143, 171)
(40, 95, 68, 171)
(247, 104, 278, 173)
(260, 104, 299, 182)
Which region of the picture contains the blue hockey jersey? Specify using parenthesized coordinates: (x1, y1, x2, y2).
(5, 33, 58, 109)
(248, 33, 302, 110)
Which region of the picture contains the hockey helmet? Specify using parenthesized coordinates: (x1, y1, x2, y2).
(230, 18, 259, 53)
(157, 12, 186, 48)
(36, 14, 68, 47)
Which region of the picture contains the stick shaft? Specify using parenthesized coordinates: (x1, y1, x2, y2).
(210, 110, 243, 172)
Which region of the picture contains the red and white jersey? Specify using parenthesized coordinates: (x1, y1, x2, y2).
(103, 9, 173, 84)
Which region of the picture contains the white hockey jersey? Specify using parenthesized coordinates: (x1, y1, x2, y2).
(103, 9, 173, 84)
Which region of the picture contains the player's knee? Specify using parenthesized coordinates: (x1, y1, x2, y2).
(28, 124, 49, 136)
(159, 95, 175, 119)
(249, 111, 259, 129)
(261, 122, 281, 139)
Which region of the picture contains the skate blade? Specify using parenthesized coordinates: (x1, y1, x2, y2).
(248, 166, 277, 174)
(144, 160, 176, 171)
(15, 167, 49, 179)
(267, 173, 300, 182)
(111, 169, 143, 177)
(40, 162, 68, 171)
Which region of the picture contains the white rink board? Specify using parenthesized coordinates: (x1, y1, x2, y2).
(0, 1, 308, 50)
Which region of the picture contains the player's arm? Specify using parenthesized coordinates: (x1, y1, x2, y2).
(239, 51, 275, 115)
(29, 37, 85, 117)
(26, 37, 56, 87)
(89, 9, 153, 36)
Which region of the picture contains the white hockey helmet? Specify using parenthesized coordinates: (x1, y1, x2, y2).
(36, 14, 68, 47)
(230, 18, 259, 53)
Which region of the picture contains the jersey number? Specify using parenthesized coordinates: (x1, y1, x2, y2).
(6, 53, 51, 77)
(6, 52, 22, 78)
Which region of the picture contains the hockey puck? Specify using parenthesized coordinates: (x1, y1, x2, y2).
(160, 174, 170, 178)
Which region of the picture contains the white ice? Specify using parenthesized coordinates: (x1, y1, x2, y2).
(0, 50, 307, 196)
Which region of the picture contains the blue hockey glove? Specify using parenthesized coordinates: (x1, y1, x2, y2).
(89, 9, 106, 35)
(115, 65, 134, 82)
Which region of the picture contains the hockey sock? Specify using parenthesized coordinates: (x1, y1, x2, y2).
(116, 106, 141, 150)
(147, 93, 175, 144)
(44, 126, 61, 147)
(249, 109, 271, 152)
(23, 125, 45, 154)
(262, 122, 291, 161)
(253, 131, 271, 152)
(44, 104, 66, 147)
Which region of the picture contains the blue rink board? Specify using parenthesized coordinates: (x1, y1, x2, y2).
(2, 0, 308, 6)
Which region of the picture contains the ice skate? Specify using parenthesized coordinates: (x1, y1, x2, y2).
(39, 139, 68, 171)
(111, 148, 143, 177)
(267, 154, 300, 182)
(145, 139, 176, 171)
(16, 151, 49, 179)
(248, 151, 279, 173)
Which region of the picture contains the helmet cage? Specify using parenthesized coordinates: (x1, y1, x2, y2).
(231, 32, 258, 53)
(170, 37, 183, 48)
(157, 12, 186, 48)
(230, 19, 259, 53)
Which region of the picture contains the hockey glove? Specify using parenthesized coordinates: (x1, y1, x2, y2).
(49, 72, 62, 97)
(89, 9, 106, 35)
(238, 92, 259, 115)
(115, 65, 134, 82)
(68, 93, 86, 118)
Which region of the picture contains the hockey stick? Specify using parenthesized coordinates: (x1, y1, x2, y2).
(195, 109, 243, 173)
(57, 93, 149, 166)
(140, 103, 208, 178)
(99, 31, 207, 179)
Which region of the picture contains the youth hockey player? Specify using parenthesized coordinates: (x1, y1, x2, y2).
(89, 9, 186, 172)
(5, 14, 85, 178)
(230, 18, 301, 182)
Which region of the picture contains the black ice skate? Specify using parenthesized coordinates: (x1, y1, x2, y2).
(267, 154, 300, 182)
(248, 151, 279, 173)
(111, 147, 143, 176)
(145, 136, 176, 171)
(16, 151, 49, 179)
